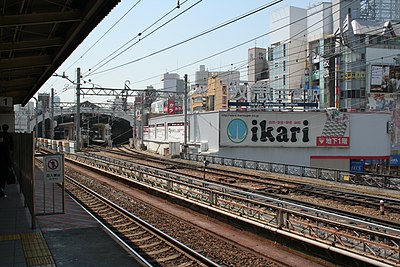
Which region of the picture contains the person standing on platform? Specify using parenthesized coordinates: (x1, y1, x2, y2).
(0, 124, 14, 197)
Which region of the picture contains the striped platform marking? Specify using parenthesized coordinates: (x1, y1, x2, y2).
(0, 233, 55, 266)
(0, 234, 20, 241)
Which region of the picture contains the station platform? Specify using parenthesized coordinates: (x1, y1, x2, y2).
(0, 167, 142, 267)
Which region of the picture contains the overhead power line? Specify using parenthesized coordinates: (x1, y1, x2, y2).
(86, 0, 192, 75)
(65, 0, 143, 72)
(87, 0, 283, 77)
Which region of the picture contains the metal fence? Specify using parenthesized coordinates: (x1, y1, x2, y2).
(68, 152, 400, 266)
(181, 153, 400, 191)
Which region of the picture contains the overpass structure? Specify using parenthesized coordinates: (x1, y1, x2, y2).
(28, 102, 135, 131)
(27, 101, 137, 146)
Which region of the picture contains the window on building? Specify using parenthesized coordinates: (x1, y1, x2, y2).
(209, 95, 215, 111)
(283, 44, 286, 57)
(283, 60, 286, 71)
(283, 75, 286, 85)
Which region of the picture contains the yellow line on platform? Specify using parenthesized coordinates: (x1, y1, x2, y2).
(0, 234, 20, 241)
(0, 233, 56, 266)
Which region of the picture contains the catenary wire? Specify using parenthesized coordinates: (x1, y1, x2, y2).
(87, 0, 283, 76)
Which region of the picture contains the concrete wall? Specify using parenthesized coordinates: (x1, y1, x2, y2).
(190, 111, 219, 151)
(147, 111, 391, 170)
(147, 111, 220, 153)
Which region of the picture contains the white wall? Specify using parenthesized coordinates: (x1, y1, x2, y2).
(147, 111, 220, 152)
(307, 2, 332, 42)
(269, 6, 292, 44)
(190, 112, 219, 151)
(217, 111, 391, 166)
(147, 111, 391, 168)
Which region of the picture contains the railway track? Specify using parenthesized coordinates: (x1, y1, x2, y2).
(65, 175, 219, 267)
(63, 149, 400, 266)
(39, 147, 400, 265)
(88, 146, 400, 227)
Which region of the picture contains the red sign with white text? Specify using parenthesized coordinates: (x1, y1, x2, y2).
(167, 100, 175, 114)
(316, 136, 350, 147)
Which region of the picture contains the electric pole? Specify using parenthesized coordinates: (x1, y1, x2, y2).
(50, 88, 54, 140)
(75, 67, 81, 151)
(183, 74, 188, 153)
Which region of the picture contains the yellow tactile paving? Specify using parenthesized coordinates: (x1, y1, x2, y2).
(21, 232, 56, 267)
(0, 233, 56, 267)
(0, 234, 20, 241)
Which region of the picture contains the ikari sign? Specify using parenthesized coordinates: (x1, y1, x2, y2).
(220, 111, 350, 148)
(227, 119, 248, 143)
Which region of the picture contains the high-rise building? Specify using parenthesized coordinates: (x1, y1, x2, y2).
(306, 2, 334, 108)
(247, 47, 268, 87)
(161, 73, 184, 93)
(195, 65, 209, 86)
(331, 0, 400, 111)
(268, 6, 307, 103)
(38, 93, 50, 114)
(360, 0, 400, 21)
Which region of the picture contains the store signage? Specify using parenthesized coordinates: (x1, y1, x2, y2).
(220, 111, 350, 148)
(316, 136, 350, 147)
(350, 160, 364, 173)
(390, 155, 400, 166)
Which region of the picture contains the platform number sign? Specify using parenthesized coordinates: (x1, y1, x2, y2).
(44, 154, 64, 184)
(0, 97, 12, 107)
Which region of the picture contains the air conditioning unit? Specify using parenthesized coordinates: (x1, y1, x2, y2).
(200, 141, 208, 152)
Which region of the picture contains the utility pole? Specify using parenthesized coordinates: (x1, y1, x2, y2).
(133, 102, 137, 145)
(140, 92, 144, 149)
(50, 88, 54, 140)
(75, 67, 81, 151)
(183, 74, 188, 153)
(32, 97, 38, 149)
(42, 106, 45, 138)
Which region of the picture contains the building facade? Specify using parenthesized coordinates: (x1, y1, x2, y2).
(268, 6, 307, 104)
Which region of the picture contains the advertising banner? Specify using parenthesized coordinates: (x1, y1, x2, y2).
(370, 65, 400, 93)
(367, 93, 396, 111)
(167, 100, 175, 114)
(220, 111, 350, 148)
(143, 126, 150, 140)
(350, 160, 364, 173)
(155, 123, 165, 140)
(167, 122, 185, 142)
(149, 125, 155, 140)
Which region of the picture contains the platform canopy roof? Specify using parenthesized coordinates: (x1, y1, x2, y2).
(0, 0, 121, 106)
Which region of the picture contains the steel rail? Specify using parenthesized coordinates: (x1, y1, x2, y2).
(65, 175, 220, 267)
(183, 153, 400, 190)
(66, 152, 400, 266)
(96, 147, 400, 213)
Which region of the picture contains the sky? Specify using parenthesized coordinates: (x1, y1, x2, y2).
(39, 0, 321, 103)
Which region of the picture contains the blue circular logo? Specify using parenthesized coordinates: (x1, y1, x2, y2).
(227, 119, 248, 143)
